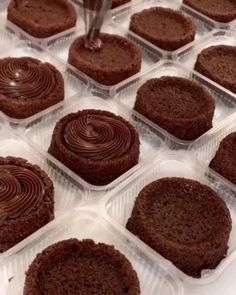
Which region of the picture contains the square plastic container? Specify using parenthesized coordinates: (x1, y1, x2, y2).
(48, 21, 162, 95)
(23, 93, 168, 192)
(175, 29, 236, 96)
(0, 40, 87, 125)
(0, 208, 183, 295)
(112, 0, 215, 58)
(102, 151, 236, 285)
(113, 60, 236, 147)
(190, 113, 236, 186)
(0, 118, 85, 260)
(5, 1, 85, 47)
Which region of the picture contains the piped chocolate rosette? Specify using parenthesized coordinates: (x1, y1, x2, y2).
(0, 157, 54, 253)
(0, 57, 64, 119)
(48, 109, 140, 185)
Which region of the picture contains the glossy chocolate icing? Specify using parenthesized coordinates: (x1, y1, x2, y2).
(0, 57, 56, 99)
(0, 165, 45, 221)
(64, 114, 132, 160)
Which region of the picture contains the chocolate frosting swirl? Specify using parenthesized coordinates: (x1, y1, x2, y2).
(64, 114, 132, 160)
(0, 57, 56, 99)
(0, 165, 45, 221)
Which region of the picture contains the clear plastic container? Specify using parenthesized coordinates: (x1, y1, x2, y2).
(175, 29, 236, 96)
(48, 21, 162, 95)
(5, 1, 85, 47)
(113, 60, 236, 148)
(23, 93, 168, 192)
(0, 208, 184, 295)
(0, 118, 85, 260)
(102, 151, 236, 285)
(112, 0, 215, 57)
(190, 112, 236, 187)
(0, 40, 87, 125)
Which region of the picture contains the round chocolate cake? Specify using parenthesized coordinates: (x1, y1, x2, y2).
(129, 7, 196, 51)
(209, 132, 236, 185)
(48, 109, 140, 185)
(0, 157, 54, 253)
(183, 0, 236, 23)
(126, 177, 231, 277)
(134, 76, 215, 140)
(24, 239, 140, 295)
(0, 57, 64, 119)
(7, 0, 77, 38)
(195, 45, 236, 94)
(68, 33, 142, 86)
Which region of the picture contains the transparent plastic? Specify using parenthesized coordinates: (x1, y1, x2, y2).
(23, 93, 168, 192)
(113, 60, 236, 147)
(0, 119, 85, 260)
(0, 209, 184, 295)
(102, 151, 236, 285)
(112, 0, 215, 57)
(0, 41, 86, 125)
(5, 2, 85, 47)
(48, 21, 162, 95)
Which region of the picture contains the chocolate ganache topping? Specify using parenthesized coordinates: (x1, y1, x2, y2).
(64, 114, 132, 160)
(0, 57, 56, 99)
(0, 165, 45, 221)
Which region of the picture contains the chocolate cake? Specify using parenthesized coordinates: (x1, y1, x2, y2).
(129, 7, 196, 51)
(0, 57, 64, 119)
(48, 109, 140, 185)
(195, 45, 236, 94)
(127, 177, 231, 277)
(0, 157, 54, 253)
(112, 0, 131, 8)
(134, 76, 215, 140)
(24, 239, 140, 295)
(68, 33, 141, 86)
(210, 132, 236, 185)
(183, 0, 236, 23)
(7, 0, 77, 38)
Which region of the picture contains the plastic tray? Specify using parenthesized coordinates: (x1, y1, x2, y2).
(113, 60, 236, 147)
(0, 119, 85, 260)
(48, 21, 162, 95)
(23, 93, 168, 192)
(0, 40, 86, 125)
(4, 1, 85, 47)
(0, 208, 183, 295)
(175, 29, 236, 95)
(190, 113, 236, 186)
(112, 0, 214, 57)
(102, 151, 236, 285)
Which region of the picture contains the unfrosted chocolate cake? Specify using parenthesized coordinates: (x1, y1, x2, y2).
(210, 132, 236, 185)
(183, 0, 236, 23)
(0, 157, 54, 253)
(48, 109, 140, 185)
(7, 0, 77, 38)
(127, 177, 231, 277)
(134, 76, 215, 140)
(129, 7, 196, 51)
(68, 33, 141, 86)
(0, 57, 64, 119)
(195, 45, 236, 94)
(24, 239, 140, 295)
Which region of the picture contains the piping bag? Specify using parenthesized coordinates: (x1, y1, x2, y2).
(83, 0, 112, 50)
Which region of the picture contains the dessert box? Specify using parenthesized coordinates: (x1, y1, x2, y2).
(113, 60, 236, 148)
(175, 29, 236, 95)
(102, 151, 236, 288)
(112, 0, 215, 57)
(0, 41, 86, 125)
(48, 21, 162, 95)
(0, 208, 183, 295)
(22, 93, 169, 192)
(0, 119, 85, 260)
